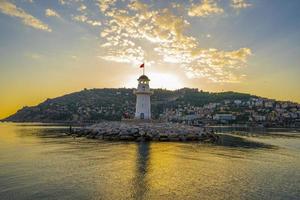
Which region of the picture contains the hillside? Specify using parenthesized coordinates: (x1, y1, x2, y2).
(2, 88, 256, 123)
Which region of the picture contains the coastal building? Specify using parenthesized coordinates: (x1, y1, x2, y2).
(234, 100, 242, 105)
(253, 115, 266, 122)
(264, 101, 274, 108)
(134, 74, 153, 120)
(213, 114, 236, 122)
(224, 100, 231, 105)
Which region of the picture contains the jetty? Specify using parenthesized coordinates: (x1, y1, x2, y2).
(69, 121, 219, 142)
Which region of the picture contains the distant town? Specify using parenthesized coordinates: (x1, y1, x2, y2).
(163, 95, 300, 128)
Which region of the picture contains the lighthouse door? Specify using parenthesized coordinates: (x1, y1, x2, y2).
(140, 113, 144, 119)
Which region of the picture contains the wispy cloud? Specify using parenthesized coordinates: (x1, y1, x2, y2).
(97, 0, 116, 12)
(77, 4, 87, 12)
(185, 48, 252, 82)
(231, 0, 252, 9)
(188, 0, 224, 17)
(72, 14, 101, 26)
(58, 0, 68, 5)
(45, 8, 60, 18)
(0, 0, 51, 32)
(25, 52, 44, 60)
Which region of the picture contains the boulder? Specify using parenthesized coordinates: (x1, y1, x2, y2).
(159, 137, 169, 142)
(139, 130, 146, 136)
(186, 133, 198, 141)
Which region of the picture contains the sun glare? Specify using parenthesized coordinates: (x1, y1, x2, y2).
(126, 73, 183, 90)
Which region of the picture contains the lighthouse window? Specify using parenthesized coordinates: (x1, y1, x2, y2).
(142, 86, 145, 91)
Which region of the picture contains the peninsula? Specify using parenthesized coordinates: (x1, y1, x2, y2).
(3, 88, 300, 128)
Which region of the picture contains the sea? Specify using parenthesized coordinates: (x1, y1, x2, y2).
(0, 123, 299, 200)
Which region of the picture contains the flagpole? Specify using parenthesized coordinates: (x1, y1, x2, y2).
(143, 64, 145, 75)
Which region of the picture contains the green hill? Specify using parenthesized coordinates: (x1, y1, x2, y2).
(3, 88, 255, 123)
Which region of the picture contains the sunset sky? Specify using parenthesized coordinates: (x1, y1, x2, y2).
(0, 0, 300, 119)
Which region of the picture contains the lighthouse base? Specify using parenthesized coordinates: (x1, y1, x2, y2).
(134, 113, 151, 120)
(135, 94, 151, 120)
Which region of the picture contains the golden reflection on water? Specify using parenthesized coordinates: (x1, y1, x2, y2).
(132, 140, 300, 200)
(0, 123, 41, 144)
(132, 142, 246, 200)
(0, 123, 300, 200)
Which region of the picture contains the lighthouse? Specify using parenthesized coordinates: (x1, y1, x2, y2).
(134, 73, 153, 120)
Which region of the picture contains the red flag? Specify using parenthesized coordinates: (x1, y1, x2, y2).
(139, 63, 144, 68)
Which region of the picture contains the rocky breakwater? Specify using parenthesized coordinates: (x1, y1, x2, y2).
(69, 122, 219, 142)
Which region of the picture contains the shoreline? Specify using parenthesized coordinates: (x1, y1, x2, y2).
(1, 121, 300, 130)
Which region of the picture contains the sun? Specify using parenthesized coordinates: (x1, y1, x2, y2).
(126, 72, 183, 90)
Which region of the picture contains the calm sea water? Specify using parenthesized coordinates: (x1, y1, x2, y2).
(0, 123, 299, 200)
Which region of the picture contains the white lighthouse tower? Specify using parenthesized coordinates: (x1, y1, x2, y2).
(134, 74, 153, 120)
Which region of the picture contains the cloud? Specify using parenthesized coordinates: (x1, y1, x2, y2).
(73, 14, 87, 22)
(98, 0, 252, 83)
(58, 0, 68, 5)
(45, 9, 60, 18)
(100, 46, 144, 64)
(25, 52, 44, 60)
(171, 3, 182, 9)
(87, 20, 101, 26)
(97, 0, 116, 12)
(77, 4, 87, 12)
(71, 55, 77, 59)
(72, 14, 101, 26)
(184, 48, 252, 82)
(188, 0, 224, 17)
(0, 0, 51, 32)
(231, 0, 252, 9)
(128, 1, 148, 11)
